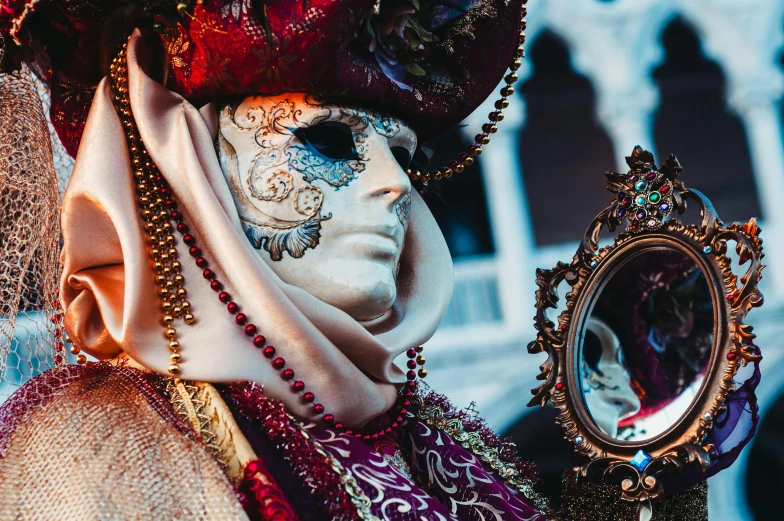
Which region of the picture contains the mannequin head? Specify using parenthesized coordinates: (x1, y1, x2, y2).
(217, 94, 415, 321)
(582, 317, 641, 438)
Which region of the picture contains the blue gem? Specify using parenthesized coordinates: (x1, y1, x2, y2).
(635, 181, 648, 191)
(635, 195, 646, 206)
(703, 246, 712, 254)
(630, 450, 652, 471)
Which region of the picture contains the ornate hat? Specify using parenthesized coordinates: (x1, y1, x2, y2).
(1, 0, 526, 162)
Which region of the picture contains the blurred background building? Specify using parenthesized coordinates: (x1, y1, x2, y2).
(3, 0, 783, 519)
(421, 1, 784, 519)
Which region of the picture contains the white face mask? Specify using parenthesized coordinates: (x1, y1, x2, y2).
(582, 317, 642, 438)
(217, 93, 416, 321)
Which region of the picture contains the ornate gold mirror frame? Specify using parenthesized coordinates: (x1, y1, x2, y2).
(528, 147, 764, 518)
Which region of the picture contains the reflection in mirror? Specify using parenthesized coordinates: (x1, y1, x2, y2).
(580, 249, 714, 442)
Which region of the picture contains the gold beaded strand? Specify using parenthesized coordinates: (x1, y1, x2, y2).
(109, 44, 194, 375)
(407, 5, 527, 183)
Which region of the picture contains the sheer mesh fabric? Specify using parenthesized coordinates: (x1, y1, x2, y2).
(0, 60, 65, 403)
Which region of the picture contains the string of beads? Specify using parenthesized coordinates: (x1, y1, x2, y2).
(407, 2, 527, 183)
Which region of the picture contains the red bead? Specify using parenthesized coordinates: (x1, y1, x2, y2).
(219, 291, 231, 303)
(727, 352, 737, 360)
(371, 433, 379, 439)
(176, 223, 189, 234)
(282, 368, 294, 380)
(406, 370, 417, 380)
(235, 313, 247, 325)
(54, 328, 62, 338)
(661, 185, 671, 193)
(51, 314, 62, 324)
(293, 381, 305, 392)
(406, 380, 416, 388)
(355, 433, 363, 439)
(391, 422, 398, 428)
(262, 346, 276, 358)
(244, 324, 257, 336)
(210, 280, 223, 291)
(54, 341, 64, 350)
(189, 247, 202, 257)
(303, 392, 315, 403)
(183, 234, 195, 246)
(160, 187, 170, 197)
(323, 414, 334, 424)
(345, 429, 353, 435)
(385, 427, 392, 433)
(202, 268, 215, 280)
(313, 404, 324, 414)
(246, 461, 260, 474)
(395, 416, 403, 423)
(403, 400, 411, 408)
(272, 357, 285, 369)
(164, 199, 176, 208)
(399, 408, 407, 415)
(406, 349, 417, 358)
(253, 335, 267, 348)
(405, 391, 414, 398)
(559, 324, 567, 331)
(334, 423, 344, 431)
(53, 355, 63, 364)
(170, 210, 183, 222)
(407, 360, 417, 369)
(363, 434, 371, 440)
(196, 257, 208, 268)
(727, 294, 735, 301)
(227, 302, 239, 314)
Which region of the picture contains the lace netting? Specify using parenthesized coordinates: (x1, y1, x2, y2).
(0, 56, 71, 402)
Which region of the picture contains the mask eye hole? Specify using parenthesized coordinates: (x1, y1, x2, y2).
(390, 146, 412, 171)
(294, 122, 358, 160)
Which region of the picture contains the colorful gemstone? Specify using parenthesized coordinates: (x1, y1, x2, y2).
(634, 181, 647, 191)
(646, 172, 657, 181)
(617, 191, 627, 200)
(621, 197, 632, 209)
(648, 191, 661, 203)
(661, 184, 671, 193)
(647, 218, 657, 227)
(616, 209, 626, 219)
(635, 195, 646, 206)
(630, 450, 653, 471)
(659, 202, 669, 212)
(636, 209, 647, 220)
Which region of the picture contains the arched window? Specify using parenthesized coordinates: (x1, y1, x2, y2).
(518, 30, 616, 246)
(653, 18, 761, 221)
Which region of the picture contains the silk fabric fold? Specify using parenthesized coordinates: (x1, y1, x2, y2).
(60, 31, 453, 427)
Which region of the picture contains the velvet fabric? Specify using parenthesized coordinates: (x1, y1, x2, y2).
(59, 31, 453, 428)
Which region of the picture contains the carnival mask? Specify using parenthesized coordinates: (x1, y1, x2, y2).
(581, 317, 641, 439)
(217, 94, 416, 321)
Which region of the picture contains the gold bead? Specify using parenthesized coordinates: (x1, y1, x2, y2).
(416, 355, 426, 365)
(443, 168, 453, 179)
(487, 124, 498, 134)
(69, 345, 81, 355)
(455, 164, 465, 173)
(77, 354, 87, 365)
(173, 274, 184, 285)
(495, 99, 509, 110)
(418, 368, 428, 378)
(163, 267, 172, 276)
(160, 288, 170, 298)
(433, 170, 443, 181)
(181, 300, 191, 311)
(464, 157, 475, 166)
(184, 313, 195, 324)
(160, 253, 170, 262)
(171, 261, 182, 273)
(165, 280, 174, 289)
(165, 327, 177, 339)
(504, 72, 519, 84)
(168, 340, 180, 351)
(472, 146, 483, 156)
(500, 85, 514, 97)
(163, 314, 174, 324)
(168, 248, 178, 257)
(480, 135, 490, 145)
(177, 288, 187, 297)
(168, 364, 180, 374)
(171, 352, 181, 363)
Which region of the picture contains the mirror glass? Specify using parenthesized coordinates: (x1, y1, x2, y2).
(579, 248, 714, 442)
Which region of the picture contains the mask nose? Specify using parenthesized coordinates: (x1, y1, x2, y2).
(366, 144, 412, 205)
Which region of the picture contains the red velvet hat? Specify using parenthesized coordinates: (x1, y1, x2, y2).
(0, 0, 525, 159)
